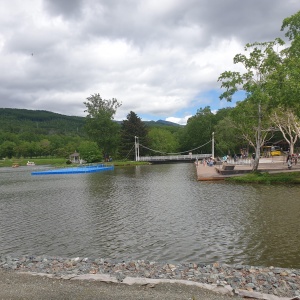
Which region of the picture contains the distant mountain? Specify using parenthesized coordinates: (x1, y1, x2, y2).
(0, 108, 86, 136)
(0, 108, 182, 136)
(156, 119, 181, 126)
(115, 119, 181, 127)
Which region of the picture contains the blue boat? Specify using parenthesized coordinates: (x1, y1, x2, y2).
(31, 164, 114, 175)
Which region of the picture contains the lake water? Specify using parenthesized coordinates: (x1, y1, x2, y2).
(1, 163, 300, 268)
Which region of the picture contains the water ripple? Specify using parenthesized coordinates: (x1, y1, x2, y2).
(1, 164, 300, 268)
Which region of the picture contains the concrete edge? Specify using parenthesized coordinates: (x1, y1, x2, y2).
(17, 271, 297, 300)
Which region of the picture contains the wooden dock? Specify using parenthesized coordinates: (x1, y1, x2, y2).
(196, 158, 300, 181)
(196, 163, 231, 181)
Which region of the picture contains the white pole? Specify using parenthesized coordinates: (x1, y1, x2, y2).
(138, 138, 140, 161)
(212, 132, 215, 158)
(135, 136, 137, 161)
(135, 136, 140, 161)
(137, 137, 140, 161)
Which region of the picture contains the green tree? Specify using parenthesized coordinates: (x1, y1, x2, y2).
(273, 11, 300, 110)
(271, 107, 299, 154)
(39, 139, 51, 157)
(229, 100, 273, 159)
(48, 135, 66, 155)
(119, 111, 148, 160)
(84, 93, 121, 160)
(78, 141, 102, 163)
(214, 116, 240, 157)
(14, 141, 31, 158)
(213, 108, 241, 156)
(218, 40, 283, 170)
(148, 127, 179, 155)
(28, 141, 40, 158)
(0, 141, 16, 158)
(179, 107, 214, 154)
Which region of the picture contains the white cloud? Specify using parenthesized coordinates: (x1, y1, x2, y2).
(166, 116, 192, 125)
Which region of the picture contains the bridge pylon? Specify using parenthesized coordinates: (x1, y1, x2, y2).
(135, 136, 140, 161)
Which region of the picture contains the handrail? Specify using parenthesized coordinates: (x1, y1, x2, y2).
(139, 154, 212, 161)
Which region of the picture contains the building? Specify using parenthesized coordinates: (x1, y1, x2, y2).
(69, 151, 80, 163)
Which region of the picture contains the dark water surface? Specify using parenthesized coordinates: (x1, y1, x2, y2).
(1, 164, 299, 268)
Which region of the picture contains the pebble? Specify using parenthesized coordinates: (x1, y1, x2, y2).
(1, 255, 300, 298)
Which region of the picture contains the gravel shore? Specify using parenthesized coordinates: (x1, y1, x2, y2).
(1, 255, 300, 299)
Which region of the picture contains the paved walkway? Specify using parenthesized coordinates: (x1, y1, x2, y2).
(0, 269, 244, 300)
(196, 157, 300, 181)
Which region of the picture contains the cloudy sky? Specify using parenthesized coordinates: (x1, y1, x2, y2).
(1, 0, 299, 124)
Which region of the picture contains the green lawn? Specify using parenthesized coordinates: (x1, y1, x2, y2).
(0, 157, 67, 167)
(226, 171, 300, 184)
(0, 158, 150, 168)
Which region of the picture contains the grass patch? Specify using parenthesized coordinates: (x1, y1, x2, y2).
(0, 158, 150, 168)
(106, 160, 150, 167)
(0, 157, 67, 167)
(226, 171, 300, 184)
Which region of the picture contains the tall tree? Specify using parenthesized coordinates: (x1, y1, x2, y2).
(218, 40, 283, 170)
(179, 107, 214, 155)
(230, 100, 273, 160)
(119, 111, 148, 160)
(278, 11, 300, 110)
(214, 116, 240, 156)
(271, 108, 299, 154)
(148, 127, 179, 155)
(0, 141, 16, 159)
(84, 93, 121, 160)
(259, 11, 300, 116)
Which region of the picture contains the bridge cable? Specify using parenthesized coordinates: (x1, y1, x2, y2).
(123, 144, 135, 160)
(139, 139, 212, 156)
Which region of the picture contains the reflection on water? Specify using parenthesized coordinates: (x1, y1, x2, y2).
(0, 164, 300, 268)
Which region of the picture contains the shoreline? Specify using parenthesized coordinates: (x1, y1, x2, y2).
(1, 255, 299, 299)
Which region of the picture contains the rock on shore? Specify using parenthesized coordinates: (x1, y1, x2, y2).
(1, 255, 300, 299)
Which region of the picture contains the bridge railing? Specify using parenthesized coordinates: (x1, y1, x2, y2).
(139, 154, 212, 161)
(226, 158, 252, 165)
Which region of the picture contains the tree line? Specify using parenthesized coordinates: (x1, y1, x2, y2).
(0, 107, 184, 161)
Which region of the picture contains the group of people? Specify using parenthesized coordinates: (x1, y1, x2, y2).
(196, 152, 299, 169)
(200, 157, 215, 167)
(286, 153, 298, 168)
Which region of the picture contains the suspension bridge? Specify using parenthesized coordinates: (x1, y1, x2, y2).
(131, 134, 215, 164)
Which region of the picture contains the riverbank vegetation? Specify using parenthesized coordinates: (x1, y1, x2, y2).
(2, 11, 300, 169)
(0, 158, 67, 167)
(226, 171, 300, 184)
(0, 157, 149, 168)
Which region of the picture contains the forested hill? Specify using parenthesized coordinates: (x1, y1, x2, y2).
(0, 108, 181, 136)
(0, 108, 86, 136)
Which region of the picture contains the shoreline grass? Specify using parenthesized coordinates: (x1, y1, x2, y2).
(0, 158, 67, 168)
(0, 158, 150, 168)
(226, 171, 300, 184)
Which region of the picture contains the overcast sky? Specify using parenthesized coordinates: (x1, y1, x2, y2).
(1, 0, 299, 124)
